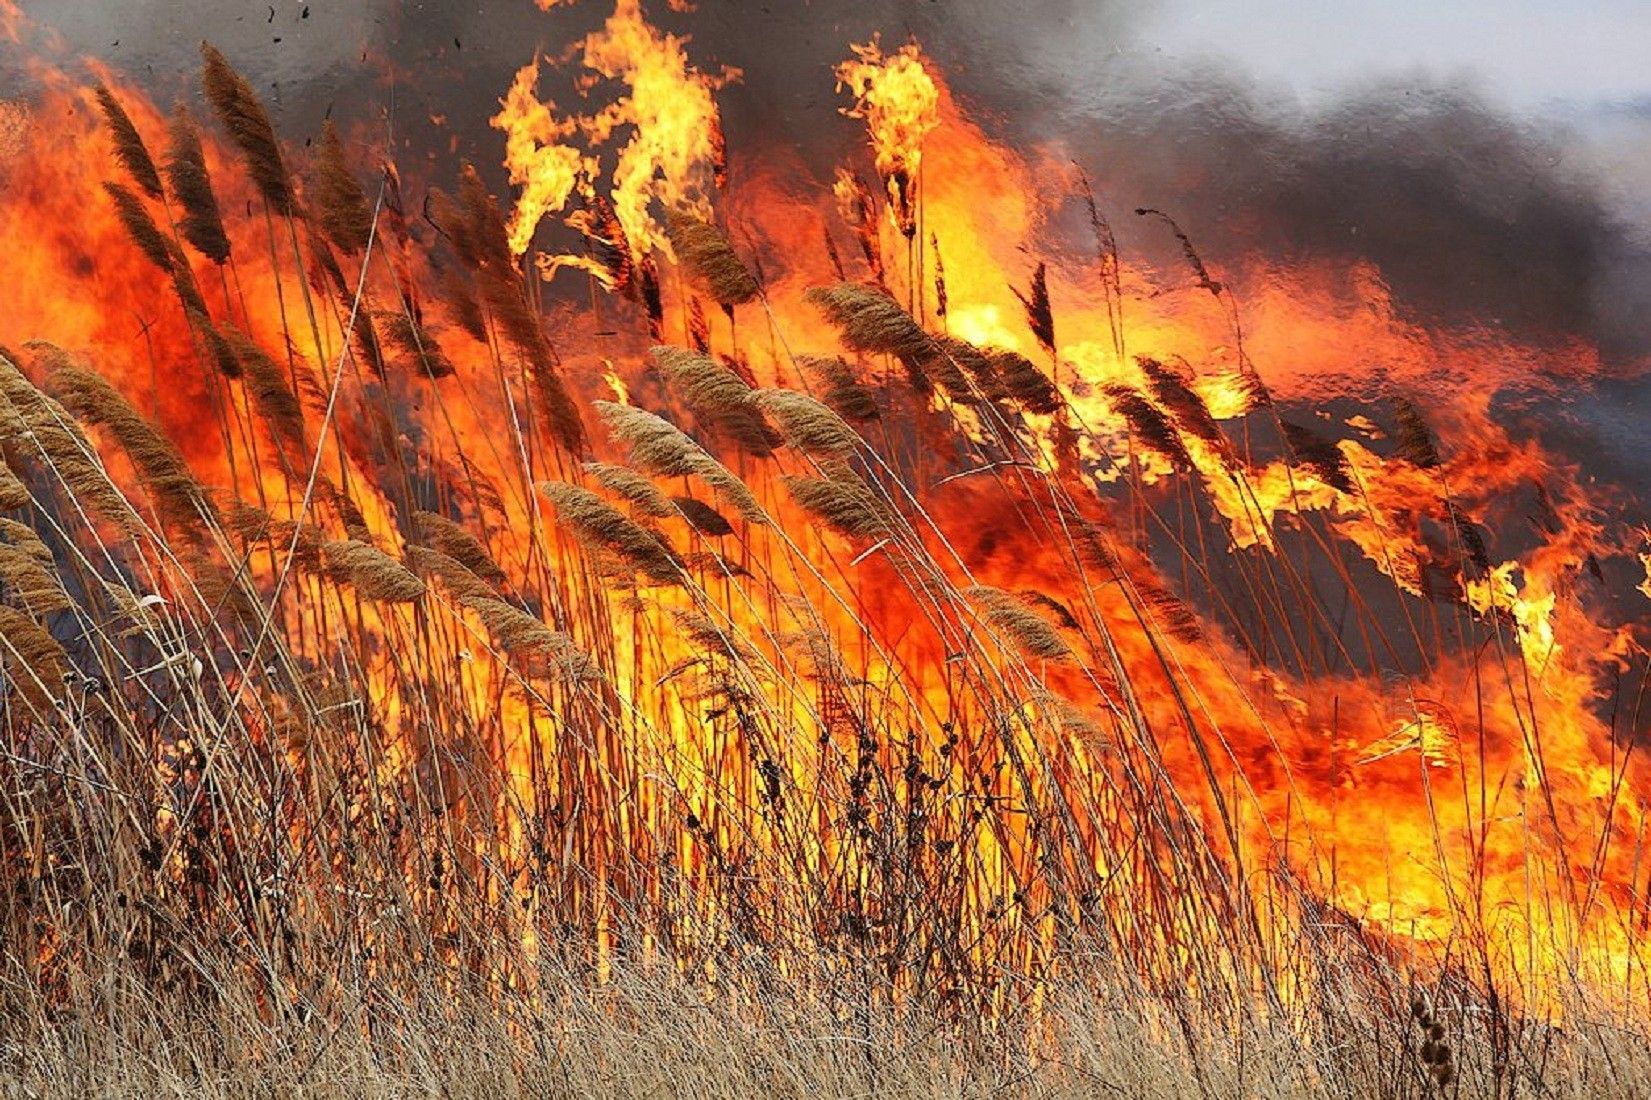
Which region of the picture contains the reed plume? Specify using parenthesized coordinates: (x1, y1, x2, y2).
(968, 585, 1072, 661)
(991, 349, 1061, 415)
(1140, 357, 1226, 451)
(0, 463, 27, 510)
(688, 295, 711, 354)
(94, 84, 163, 200)
(0, 541, 71, 615)
(426, 187, 470, 263)
(799, 355, 880, 423)
(200, 42, 294, 215)
(0, 605, 67, 713)
(466, 262, 585, 452)
(408, 545, 500, 603)
(0, 353, 138, 533)
(188, 559, 261, 632)
(1136, 207, 1223, 297)
(1027, 688, 1105, 744)
(672, 496, 733, 538)
(413, 510, 508, 587)
(595, 401, 767, 524)
(1394, 397, 1442, 469)
(1237, 369, 1273, 411)
(438, 266, 488, 343)
(350, 304, 386, 379)
(464, 595, 593, 679)
(456, 164, 515, 275)
(1013, 262, 1055, 356)
(538, 480, 683, 585)
(919, 337, 987, 404)
(651, 345, 781, 456)
(754, 387, 860, 457)
(1280, 420, 1353, 494)
(1017, 589, 1082, 633)
(666, 209, 759, 309)
(1135, 574, 1203, 643)
(101, 181, 176, 274)
(530, 354, 588, 456)
(583, 461, 674, 519)
(674, 609, 757, 664)
(1444, 501, 1491, 571)
(1103, 384, 1193, 471)
(44, 355, 213, 530)
(781, 463, 893, 541)
(477, 269, 540, 353)
(163, 105, 231, 265)
(306, 226, 350, 296)
(312, 119, 373, 254)
(321, 539, 427, 603)
(0, 521, 51, 562)
(383, 312, 456, 380)
(187, 311, 243, 378)
(222, 327, 307, 456)
(932, 233, 948, 319)
(805, 283, 936, 388)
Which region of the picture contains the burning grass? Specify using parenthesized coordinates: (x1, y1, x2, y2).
(0, 6, 1648, 1097)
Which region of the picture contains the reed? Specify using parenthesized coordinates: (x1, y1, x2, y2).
(200, 42, 293, 215)
(0, 36, 1640, 1100)
(311, 120, 374, 255)
(163, 106, 232, 266)
(93, 84, 163, 200)
(321, 538, 427, 603)
(666, 209, 760, 309)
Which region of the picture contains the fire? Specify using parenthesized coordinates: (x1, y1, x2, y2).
(578, 0, 737, 261)
(491, 56, 589, 258)
(835, 38, 940, 239)
(493, 0, 736, 295)
(0, 0, 1646, 1030)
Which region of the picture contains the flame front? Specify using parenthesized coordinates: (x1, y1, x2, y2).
(0, 0, 1646, 1028)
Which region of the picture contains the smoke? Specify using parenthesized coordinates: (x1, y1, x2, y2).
(1048, 65, 1651, 358)
(14, 0, 1651, 357)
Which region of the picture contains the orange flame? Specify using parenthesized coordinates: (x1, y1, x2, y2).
(836, 38, 940, 239)
(491, 56, 590, 258)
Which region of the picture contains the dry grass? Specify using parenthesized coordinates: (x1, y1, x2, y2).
(164, 105, 232, 265)
(5, 954, 1649, 1098)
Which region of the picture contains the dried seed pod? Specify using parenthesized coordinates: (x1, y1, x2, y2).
(666, 209, 759, 308)
(95, 84, 163, 199)
(201, 42, 293, 214)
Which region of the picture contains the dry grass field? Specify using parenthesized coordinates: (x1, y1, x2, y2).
(0, 5, 1648, 1096)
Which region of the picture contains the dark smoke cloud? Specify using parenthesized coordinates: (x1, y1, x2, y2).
(1049, 65, 1651, 358)
(13, 0, 1651, 357)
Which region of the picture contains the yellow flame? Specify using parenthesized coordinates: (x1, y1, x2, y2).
(1465, 562, 1559, 669)
(491, 57, 590, 258)
(836, 38, 939, 237)
(578, 0, 738, 260)
(495, 0, 736, 271)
